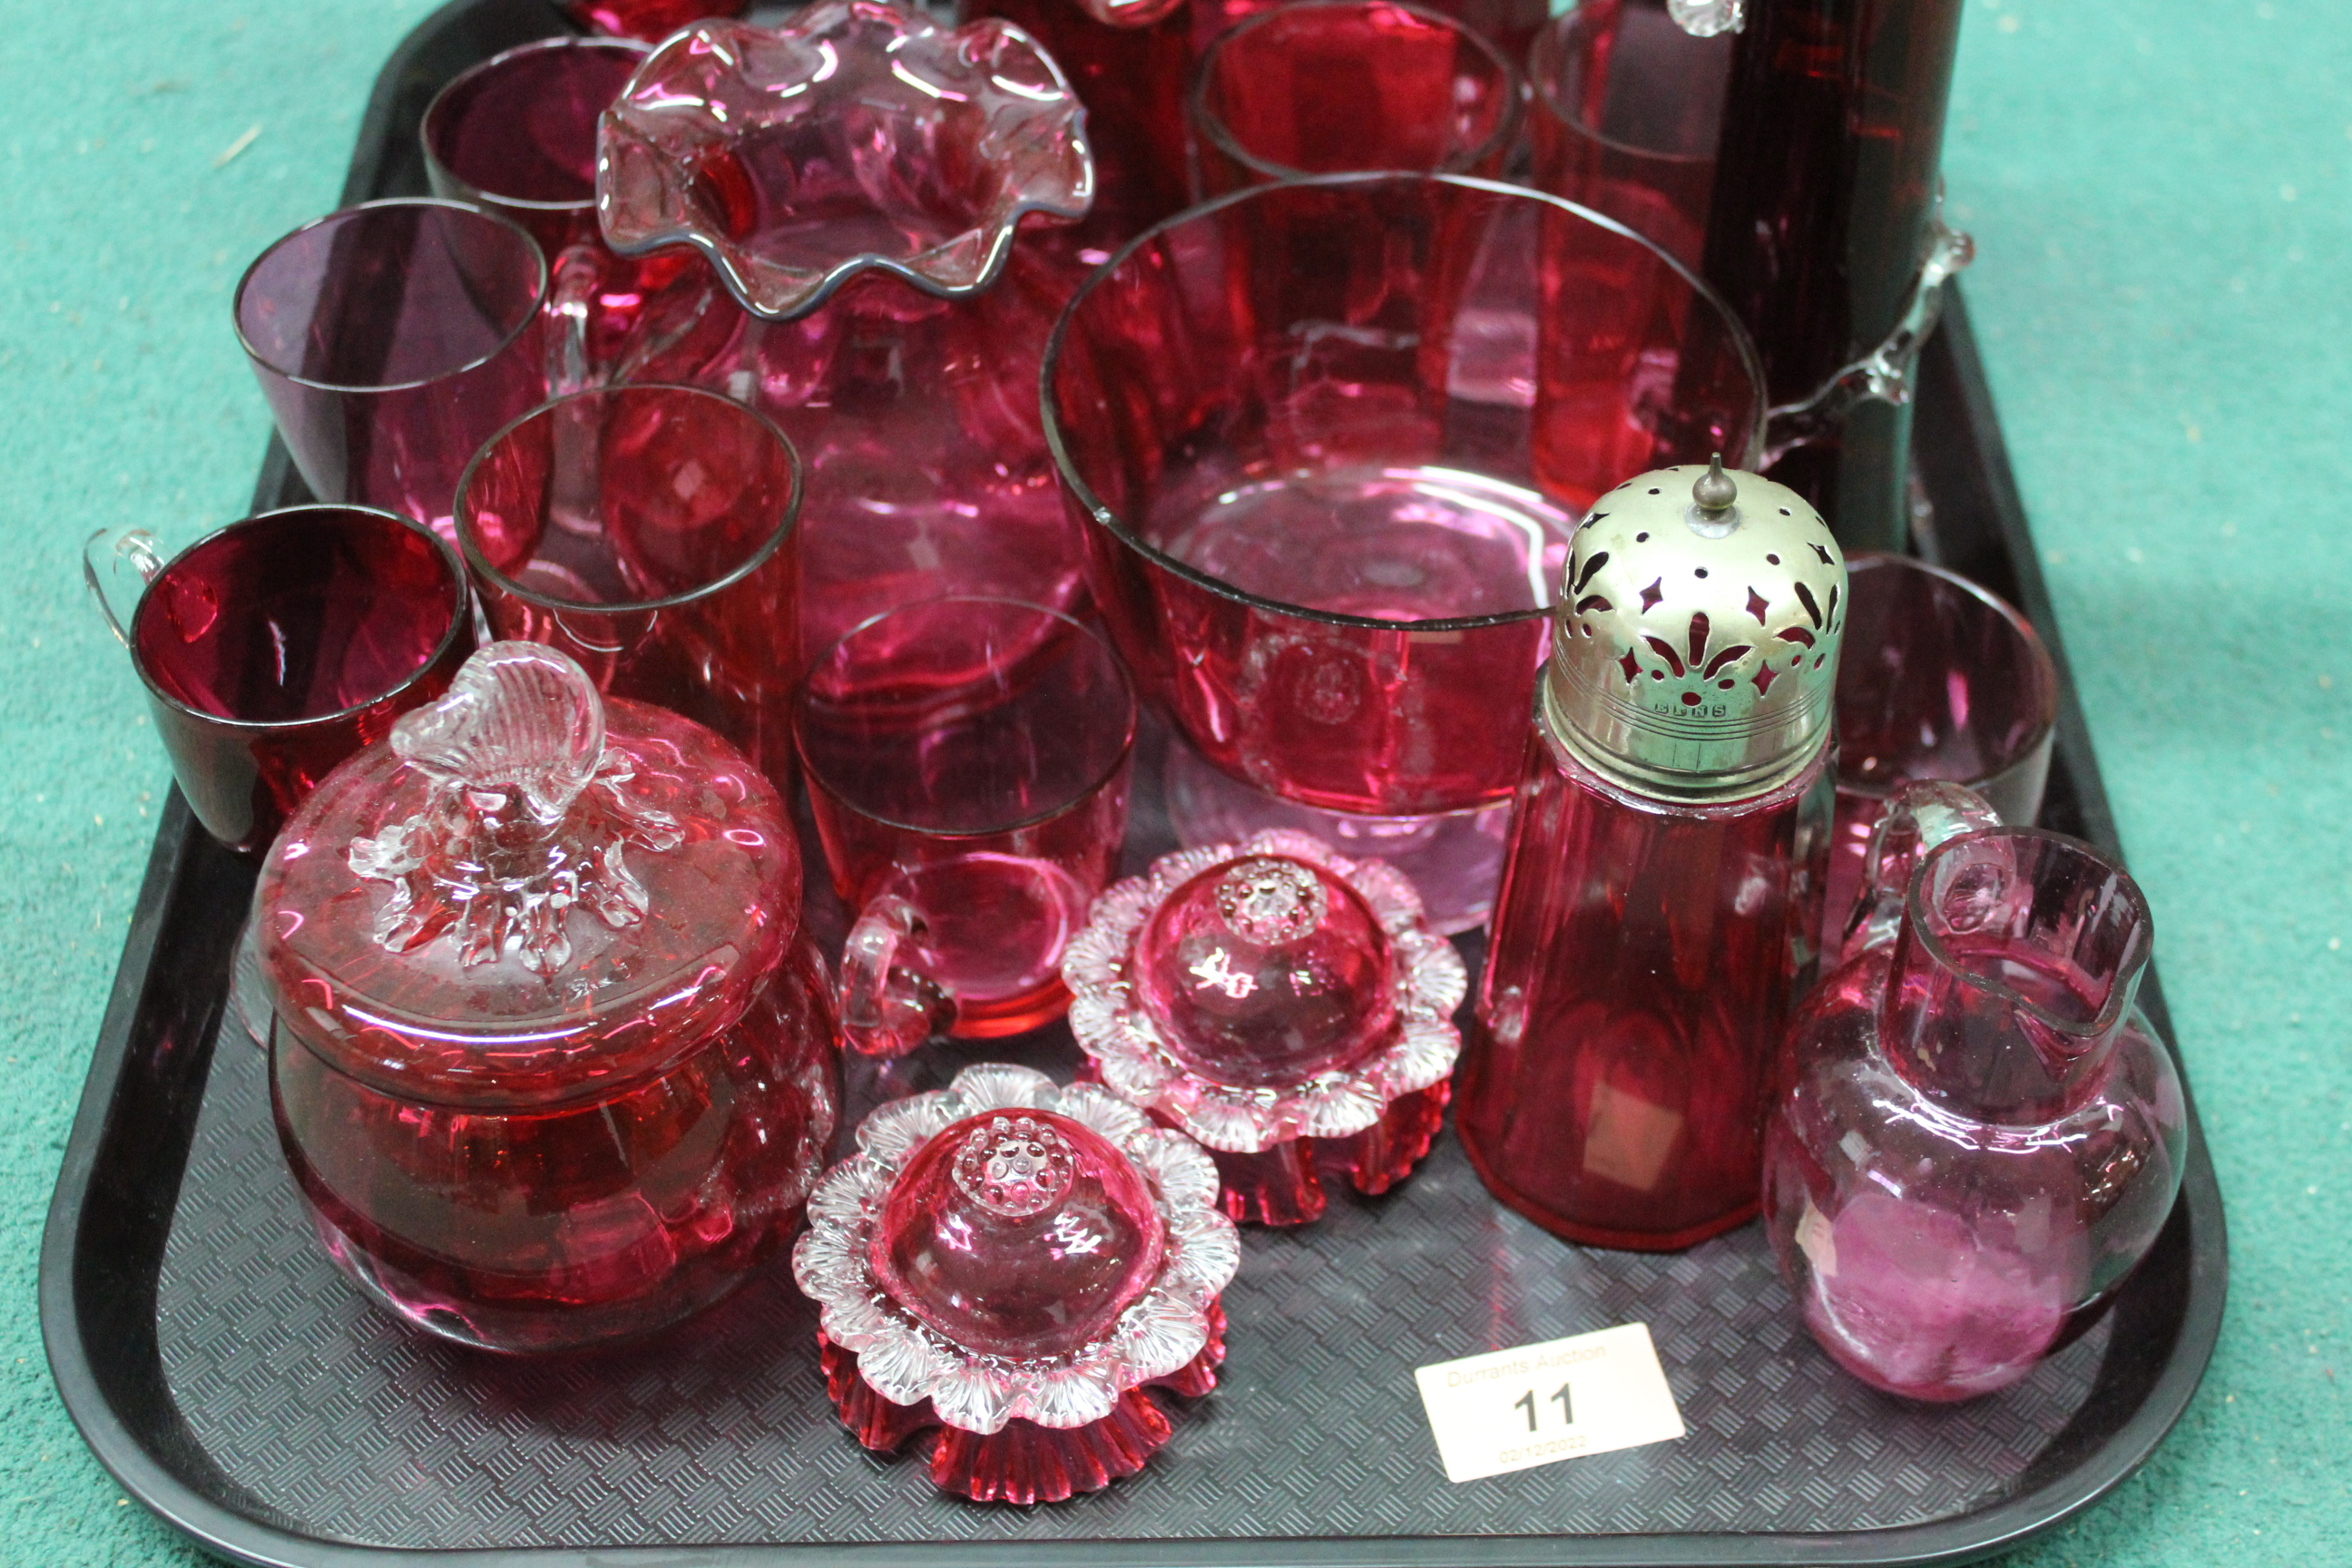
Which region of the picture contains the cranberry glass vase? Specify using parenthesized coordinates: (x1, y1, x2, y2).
(1063, 830, 1466, 1225)
(1461, 464, 1843, 1250)
(1764, 812, 2187, 1401)
(598, 0, 1098, 662)
(258, 643, 839, 1353)
(793, 1063, 1240, 1502)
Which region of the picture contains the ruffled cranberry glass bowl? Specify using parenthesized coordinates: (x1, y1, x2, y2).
(793, 1063, 1239, 1503)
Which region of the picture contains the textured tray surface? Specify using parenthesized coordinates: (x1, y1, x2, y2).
(162, 1025, 2110, 1549)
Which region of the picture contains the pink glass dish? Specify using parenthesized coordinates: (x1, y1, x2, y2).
(235, 201, 548, 538)
(455, 383, 804, 794)
(598, 0, 1099, 659)
(1763, 798, 2186, 1401)
(1044, 173, 1764, 820)
(1528, 0, 1732, 269)
(1190, 0, 1523, 195)
(259, 642, 840, 1353)
(422, 36, 730, 394)
(793, 1063, 1238, 1503)
(560, 0, 750, 42)
(83, 506, 474, 857)
(1063, 830, 1465, 1225)
(795, 597, 1137, 1055)
(1821, 554, 2059, 962)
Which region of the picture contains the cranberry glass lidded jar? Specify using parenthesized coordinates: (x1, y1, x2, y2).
(257, 643, 840, 1353)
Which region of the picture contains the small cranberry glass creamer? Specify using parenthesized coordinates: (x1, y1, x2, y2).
(1063, 830, 1466, 1225)
(598, 0, 1097, 661)
(1462, 461, 1843, 1250)
(257, 643, 839, 1353)
(794, 1063, 1240, 1503)
(1764, 783, 2187, 1401)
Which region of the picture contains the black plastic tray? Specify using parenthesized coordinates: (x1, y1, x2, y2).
(40, 1, 2226, 1563)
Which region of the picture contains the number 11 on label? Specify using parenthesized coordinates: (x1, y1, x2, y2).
(1413, 1322, 1684, 1484)
(1511, 1383, 1573, 1431)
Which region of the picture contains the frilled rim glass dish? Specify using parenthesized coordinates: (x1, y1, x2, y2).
(792, 1063, 1239, 1434)
(1039, 171, 1769, 637)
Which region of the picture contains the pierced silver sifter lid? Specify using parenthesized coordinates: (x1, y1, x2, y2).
(1541, 458, 1846, 803)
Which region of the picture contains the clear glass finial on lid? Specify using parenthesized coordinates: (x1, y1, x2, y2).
(1543, 458, 1846, 802)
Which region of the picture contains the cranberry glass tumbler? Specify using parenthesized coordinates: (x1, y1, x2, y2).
(456, 384, 803, 792)
(559, 0, 750, 41)
(1766, 824, 2185, 1400)
(1822, 554, 2058, 958)
(1463, 465, 1843, 1250)
(84, 506, 474, 856)
(1044, 175, 1761, 911)
(235, 201, 547, 537)
(423, 37, 726, 394)
(796, 598, 1138, 1057)
(1528, 0, 1733, 269)
(1190, 1, 1524, 195)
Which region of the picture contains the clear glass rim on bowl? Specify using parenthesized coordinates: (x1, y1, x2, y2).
(1039, 170, 1769, 636)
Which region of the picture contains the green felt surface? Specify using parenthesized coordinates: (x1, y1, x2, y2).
(0, 0, 2345, 1562)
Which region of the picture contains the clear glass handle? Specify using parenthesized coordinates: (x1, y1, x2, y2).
(838, 891, 959, 1058)
(1667, 0, 1744, 36)
(82, 526, 167, 647)
(1839, 779, 2004, 964)
(547, 242, 604, 397)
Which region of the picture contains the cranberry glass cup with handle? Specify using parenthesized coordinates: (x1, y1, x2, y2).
(234, 200, 548, 539)
(1821, 554, 2059, 962)
(422, 36, 730, 395)
(1764, 805, 2187, 1401)
(1044, 173, 1761, 924)
(1190, 0, 1524, 197)
(83, 505, 475, 857)
(456, 383, 804, 796)
(1528, 0, 1733, 269)
(795, 597, 1138, 1057)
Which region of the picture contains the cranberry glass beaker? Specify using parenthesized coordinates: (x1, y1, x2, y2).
(423, 37, 730, 393)
(1190, 1, 1524, 196)
(1528, 0, 1732, 269)
(1764, 816, 2187, 1401)
(1044, 175, 1762, 887)
(598, 0, 1098, 662)
(456, 383, 804, 795)
(234, 201, 548, 539)
(259, 643, 840, 1353)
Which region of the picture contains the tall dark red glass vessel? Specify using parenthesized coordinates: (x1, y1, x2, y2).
(1460, 461, 1845, 1250)
(1698, 0, 1971, 549)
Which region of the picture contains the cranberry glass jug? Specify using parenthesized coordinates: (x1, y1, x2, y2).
(258, 643, 840, 1352)
(599, 0, 1098, 661)
(1764, 788, 2187, 1400)
(1461, 461, 1842, 1250)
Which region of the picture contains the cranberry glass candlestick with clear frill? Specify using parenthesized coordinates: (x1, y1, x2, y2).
(1764, 787, 2187, 1401)
(258, 643, 839, 1353)
(793, 1064, 1240, 1503)
(1063, 831, 1465, 1225)
(1461, 461, 1842, 1250)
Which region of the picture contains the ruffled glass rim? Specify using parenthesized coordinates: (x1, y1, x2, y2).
(790, 1063, 1239, 1434)
(1062, 829, 1467, 1153)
